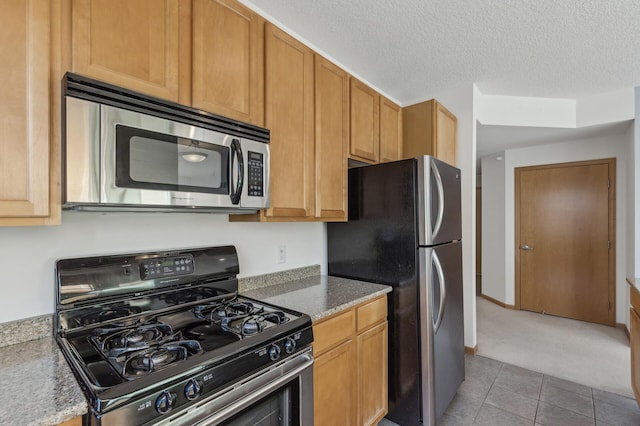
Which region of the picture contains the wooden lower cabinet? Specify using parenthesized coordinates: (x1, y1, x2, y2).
(313, 296, 388, 425)
(357, 322, 388, 426)
(314, 340, 357, 425)
(58, 416, 82, 426)
(630, 284, 640, 403)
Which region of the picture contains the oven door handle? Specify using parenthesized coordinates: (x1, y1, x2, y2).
(155, 349, 314, 426)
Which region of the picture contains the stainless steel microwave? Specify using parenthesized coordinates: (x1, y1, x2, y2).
(62, 73, 270, 213)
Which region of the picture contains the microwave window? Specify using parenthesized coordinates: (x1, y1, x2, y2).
(115, 125, 229, 195)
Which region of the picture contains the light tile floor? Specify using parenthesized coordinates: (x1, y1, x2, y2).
(378, 354, 640, 426)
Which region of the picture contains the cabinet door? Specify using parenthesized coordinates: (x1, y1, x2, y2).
(434, 102, 457, 166)
(72, 0, 189, 102)
(631, 307, 640, 402)
(357, 321, 388, 426)
(315, 56, 348, 221)
(0, 0, 50, 218)
(314, 340, 357, 426)
(350, 78, 379, 163)
(192, 0, 264, 125)
(264, 24, 314, 219)
(379, 96, 402, 163)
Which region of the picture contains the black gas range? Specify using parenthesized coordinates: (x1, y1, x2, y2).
(55, 246, 314, 426)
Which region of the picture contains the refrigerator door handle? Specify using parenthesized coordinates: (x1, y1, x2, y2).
(432, 250, 447, 333)
(431, 158, 445, 240)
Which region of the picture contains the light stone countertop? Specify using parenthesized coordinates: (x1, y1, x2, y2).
(0, 337, 87, 426)
(241, 275, 392, 322)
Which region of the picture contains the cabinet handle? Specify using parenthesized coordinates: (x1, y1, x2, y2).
(520, 244, 534, 251)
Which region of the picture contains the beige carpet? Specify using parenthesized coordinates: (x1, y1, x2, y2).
(476, 296, 633, 397)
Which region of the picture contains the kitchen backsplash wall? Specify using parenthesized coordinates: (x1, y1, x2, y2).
(0, 212, 325, 324)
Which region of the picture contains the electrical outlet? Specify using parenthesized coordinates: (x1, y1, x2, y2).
(277, 245, 286, 264)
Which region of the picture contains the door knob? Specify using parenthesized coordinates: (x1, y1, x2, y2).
(520, 244, 534, 251)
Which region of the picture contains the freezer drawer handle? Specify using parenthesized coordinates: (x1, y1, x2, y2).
(431, 158, 445, 240)
(520, 244, 534, 251)
(432, 251, 446, 333)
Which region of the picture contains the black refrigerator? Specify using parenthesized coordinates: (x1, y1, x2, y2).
(327, 156, 464, 426)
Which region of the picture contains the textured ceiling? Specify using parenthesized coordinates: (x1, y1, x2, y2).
(243, 0, 640, 104)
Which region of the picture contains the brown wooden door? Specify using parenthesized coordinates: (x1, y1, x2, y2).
(72, 0, 189, 103)
(264, 23, 314, 219)
(315, 56, 348, 221)
(516, 159, 615, 325)
(192, 0, 264, 125)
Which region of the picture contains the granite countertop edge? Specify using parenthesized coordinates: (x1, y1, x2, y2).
(241, 274, 393, 322)
(310, 286, 392, 322)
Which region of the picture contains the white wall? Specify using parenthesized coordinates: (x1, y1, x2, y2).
(477, 88, 634, 129)
(478, 95, 576, 128)
(411, 84, 477, 349)
(0, 212, 325, 323)
(635, 87, 640, 275)
(627, 121, 636, 282)
(500, 134, 629, 323)
(480, 154, 506, 303)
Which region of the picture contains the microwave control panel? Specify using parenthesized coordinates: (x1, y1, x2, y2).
(247, 151, 264, 197)
(140, 255, 194, 280)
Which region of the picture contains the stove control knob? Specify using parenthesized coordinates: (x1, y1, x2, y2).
(268, 343, 281, 361)
(184, 379, 202, 401)
(155, 391, 176, 414)
(284, 337, 296, 354)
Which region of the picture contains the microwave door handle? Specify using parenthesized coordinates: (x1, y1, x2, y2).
(230, 139, 244, 205)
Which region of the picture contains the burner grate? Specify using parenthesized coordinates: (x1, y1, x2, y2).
(122, 340, 203, 379)
(221, 311, 290, 336)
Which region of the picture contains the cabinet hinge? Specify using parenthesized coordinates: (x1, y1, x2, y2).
(608, 240, 611, 249)
(607, 179, 610, 188)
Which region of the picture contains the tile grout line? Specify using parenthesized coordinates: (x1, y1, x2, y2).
(472, 360, 504, 424)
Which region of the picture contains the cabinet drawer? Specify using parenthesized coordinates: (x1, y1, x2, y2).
(632, 284, 640, 312)
(357, 296, 387, 332)
(313, 309, 356, 356)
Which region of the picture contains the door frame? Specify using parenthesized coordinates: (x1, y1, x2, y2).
(514, 158, 616, 325)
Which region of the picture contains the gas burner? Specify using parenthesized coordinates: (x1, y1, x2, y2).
(221, 312, 290, 336)
(193, 300, 263, 322)
(73, 305, 143, 327)
(121, 341, 203, 379)
(94, 323, 175, 357)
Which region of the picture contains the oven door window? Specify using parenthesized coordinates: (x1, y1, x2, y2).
(115, 125, 229, 194)
(220, 381, 300, 426)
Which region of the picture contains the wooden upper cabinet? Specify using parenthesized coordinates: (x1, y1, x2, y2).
(403, 99, 457, 166)
(379, 96, 402, 163)
(349, 78, 380, 163)
(264, 23, 314, 219)
(192, 0, 264, 125)
(315, 56, 348, 221)
(0, 0, 51, 220)
(71, 0, 190, 103)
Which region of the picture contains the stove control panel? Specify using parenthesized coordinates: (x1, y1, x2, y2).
(140, 255, 194, 280)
